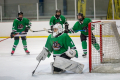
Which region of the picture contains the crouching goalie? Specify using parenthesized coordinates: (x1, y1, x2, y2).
(36, 24, 84, 74)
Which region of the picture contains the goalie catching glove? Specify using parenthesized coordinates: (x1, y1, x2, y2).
(65, 47, 76, 58)
(36, 47, 51, 61)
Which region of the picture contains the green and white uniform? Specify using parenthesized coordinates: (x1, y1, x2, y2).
(70, 18, 93, 35)
(45, 33, 78, 58)
(12, 18, 31, 36)
(70, 18, 100, 55)
(12, 18, 31, 51)
(49, 15, 68, 27)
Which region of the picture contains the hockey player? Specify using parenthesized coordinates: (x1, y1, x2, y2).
(36, 24, 84, 74)
(49, 9, 69, 31)
(66, 13, 100, 58)
(10, 12, 31, 55)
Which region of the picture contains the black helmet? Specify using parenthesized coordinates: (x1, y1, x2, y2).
(18, 11, 23, 16)
(77, 13, 84, 21)
(56, 9, 61, 14)
(77, 13, 83, 17)
(55, 9, 61, 18)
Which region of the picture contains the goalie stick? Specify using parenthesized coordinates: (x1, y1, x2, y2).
(0, 31, 25, 42)
(32, 58, 42, 76)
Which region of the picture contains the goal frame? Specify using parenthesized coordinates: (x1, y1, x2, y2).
(89, 21, 120, 73)
(88, 21, 102, 73)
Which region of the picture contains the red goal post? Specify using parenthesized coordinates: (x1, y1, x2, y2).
(88, 21, 101, 73)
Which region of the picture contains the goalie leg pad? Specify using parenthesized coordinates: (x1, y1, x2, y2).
(51, 62, 65, 74)
(36, 47, 50, 61)
(53, 56, 84, 74)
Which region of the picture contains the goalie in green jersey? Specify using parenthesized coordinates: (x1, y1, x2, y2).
(66, 13, 100, 58)
(10, 12, 31, 55)
(36, 23, 84, 74)
(49, 9, 69, 31)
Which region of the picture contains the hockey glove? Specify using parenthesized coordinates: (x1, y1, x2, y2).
(65, 23, 69, 29)
(10, 32, 15, 38)
(64, 23, 69, 33)
(25, 27, 30, 32)
(51, 25, 53, 31)
(64, 29, 70, 33)
(83, 26, 88, 32)
(65, 47, 76, 58)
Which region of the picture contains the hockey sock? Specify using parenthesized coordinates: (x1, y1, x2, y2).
(92, 43, 100, 51)
(12, 40, 19, 51)
(22, 40, 27, 51)
(82, 41, 87, 54)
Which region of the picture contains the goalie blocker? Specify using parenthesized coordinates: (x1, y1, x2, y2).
(36, 47, 51, 61)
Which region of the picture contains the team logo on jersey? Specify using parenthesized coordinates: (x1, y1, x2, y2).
(53, 41, 62, 51)
(18, 24, 24, 29)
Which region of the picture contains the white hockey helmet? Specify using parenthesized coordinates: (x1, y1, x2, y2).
(53, 23, 63, 37)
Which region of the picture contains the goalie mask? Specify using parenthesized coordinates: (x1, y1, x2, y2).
(52, 24, 63, 37)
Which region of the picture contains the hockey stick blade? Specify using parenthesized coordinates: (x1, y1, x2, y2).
(43, 28, 48, 32)
(32, 70, 35, 76)
(29, 29, 34, 32)
(32, 59, 42, 76)
(43, 28, 52, 33)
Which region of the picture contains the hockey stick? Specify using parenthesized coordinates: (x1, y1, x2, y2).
(76, 30, 85, 31)
(0, 37, 11, 42)
(30, 29, 51, 32)
(43, 28, 53, 33)
(43, 28, 85, 33)
(32, 59, 42, 76)
(0, 31, 25, 42)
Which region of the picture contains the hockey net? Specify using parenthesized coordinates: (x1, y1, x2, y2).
(89, 21, 120, 73)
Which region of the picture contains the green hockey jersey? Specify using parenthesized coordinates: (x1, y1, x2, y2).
(45, 33, 78, 58)
(49, 15, 68, 27)
(12, 18, 31, 33)
(71, 18, 92, 35)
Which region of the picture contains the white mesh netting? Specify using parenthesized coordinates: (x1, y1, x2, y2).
(90, 21, 120, 73)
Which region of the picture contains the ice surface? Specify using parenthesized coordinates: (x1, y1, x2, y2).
(0, 37, 120, 80)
